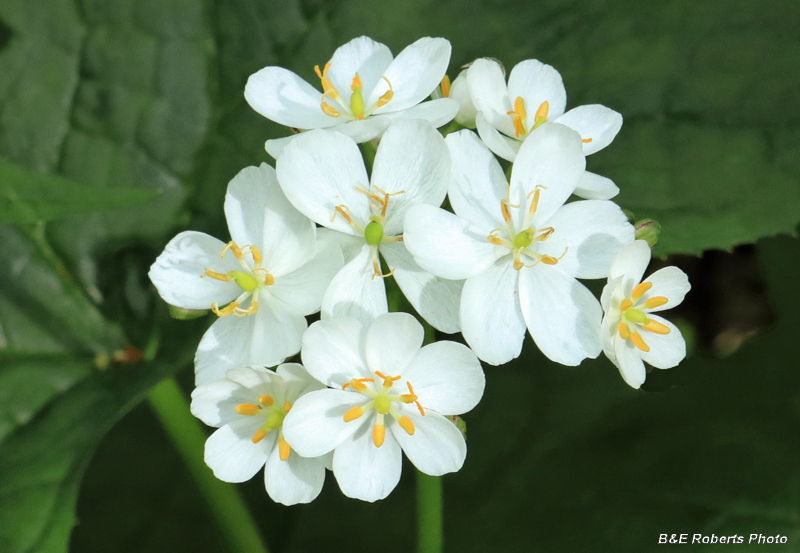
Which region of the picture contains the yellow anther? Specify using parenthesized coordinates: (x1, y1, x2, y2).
(501, 199, 515, 223)
(331, 204, 361, 231)
(631, 331, 650, 352)
(221, 241, 244, 261)
(644, 296, 668, 309)
(321, 102, 341, 117)
(619, 299, 633, 312)
(211, 301, 238, 317)
(202, 269, 229, 282)
(398, 416, 415, 435)
(541, 255, 559, 265)
(406, 382, 425, 416)
(526, 185, 546, 218)
(278, 435, 291, 461)
(371, 255, 395, 280)
(235, 403, 261, 416)
(376, 76, 394, 108)
(508, 96, 527, 138)
(374, 371, 400, 388)
(251, 428, 268, 444)
(582, 138, 593, 143)
(400, 393, 418, 404)
(631, 282, 652, 300)
(342, 377, 375, 391)
(642, 319, 671, 335)
(372, 422, 386, 447)
(252, 268, 275, 286)
(283, 402, 292, 413)
(535, 226, 554, 241)
(257, 395, 274, 406)
(240, 245, 262, 265)
(618, 323, 631, 340)
(314, 63, 339, 99)
(440, 75, 451, 98)
(343, 406, 365, 422)
(513, 258, 524, 270)
(351, 73, 363, 91)
(488, 234, 506, 246)
(533, 101, 549, 127)
(234, 301, 259, 316)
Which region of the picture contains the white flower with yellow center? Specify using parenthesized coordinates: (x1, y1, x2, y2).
(245, 36, 458, 159)
(404, 124, 634, 366)
(468, 57, 623, 200)
(191, 364, 329, 505)
(276, 118, 463, 334)
(149, 163, 343, 384)
(600, 240, 691, 388)
(282, 313, 485, 502)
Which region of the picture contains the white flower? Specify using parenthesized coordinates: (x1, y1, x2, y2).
(600, 240, 691, 388)
(467, 57, 622, 200)
(245, 36, 459, 158)
(149, 163, 343, 384)
(275, 118, 463, 333)
(434, 70, 477, 128)
(190, 364, 329, 505)
(404, 124, 634, 366)
(281, 313, 485, 502)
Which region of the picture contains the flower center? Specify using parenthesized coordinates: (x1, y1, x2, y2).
(330, 186, 405, 279)
(313, 64, 394, 121)
(507, 97, 549, 138)
(201, 241, 275, 317)
(235, 395, 293, 461)
(487, 185, 567, 271)
(341, 371, 425, 448)
(616, 281, 671, 352)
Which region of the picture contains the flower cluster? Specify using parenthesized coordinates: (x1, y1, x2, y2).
(149, 36, 691, 505)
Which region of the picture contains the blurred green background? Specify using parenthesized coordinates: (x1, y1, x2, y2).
(1, 0, 799, 551)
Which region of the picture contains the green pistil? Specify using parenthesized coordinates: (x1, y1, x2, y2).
(229, 270, 258, 291)
(365, 220, 384, 245)
(374, 395, 392, 414)
(624, 308, 648, 324)
(263, 409, 286, 432)
(350, 87, 365, 117)
(513, 229, 534, 249)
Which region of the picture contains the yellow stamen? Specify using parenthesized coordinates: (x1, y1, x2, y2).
(642, 319, 671, 335)
(501, 199, 515, 223)
(618, 323, 631, 340)
(257, 395, 274, 406)
(644, 296, 668, 309)
(374, 371, 400, 388)
(234, 301, 258, 316)
(507, 96, 527, 138)
(252, 268, 275, 286)
(539, 247, 568, 266)
(440, 75, 451, 98)
(372, 422, 385, 447)
(535, 226, 554, 241)
(251, 428, 268, 444)
(321, 102, 341, 117)
(202, 269, 229, 282)
(398, 416, 415, 435)
(283, 402, 292, 413)
(331, 204, 359, 229)
(371, 253, 395, 279)
(631, 282, 652, 300)
(631, 331, 650, 352)
(235, 403, 261, 416)
(582, 138, 593, 143)
(278, 435, 291, 461)
(376, 76, 394, 108)
(533, 100, 549, 127)
(488, 234, 505, 246)
(407, 382, 425, 416)
(314, 63, 339, 100)
(619, 299, 633, 312)
(240, 245, 262, 265)
(343, 406, 365, 422)
(211, 301, 238, 317)
(221, 241, 244, 261)
(342, 377, 374, 391)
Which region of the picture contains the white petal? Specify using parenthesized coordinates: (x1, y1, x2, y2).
(638, 314, 686, 369)
(613, 336, 646, 389)
(608, 240, 651, 297)
(601, 275, 624, 313)
(642, 266, 691, 312)
(467, 58, 515, 137)
(263, 443, 327, 505)
(245, 67, 335, 129)
(332, 117, 391, 143)
(509, 123, 586, 229)
(268, 237, 344, 316)
(460, 259, 526, 366)
(190, 379, 253, 428)
(368, 37, 451, 113)
(402, 341, 485, 414)
(326, 36, 394, 107)
(574, 171, 620, 200)
(475, 112, 520, 162)
(264, 134, 298, 159)
(317, 227, 364, 264)
(507, 59, 567, 121)
(390, 409, 466, 476)
(225, 163, 316, 276)
(381, 98, 459, 128)
(403, 205, 499, 280)
(276, 129, 371, 235)
(149, 231, 241, 309)
(518, 267, 602, 366)
(600, 314, 618, 364)
(204, 419, 272, 482)
(194, 303, 306, 385)
(449, 70, 477, 128)
(371, 119, 450, 236)
(321, 245, 387, 326)
(332, 418, 403, 502)
(301, 316, 370, 386)
(380, 241, 463, 334)
(225, 365, 280, 391)
(365, 312, 423, 376)
(555, 105, 622, 155)
(282, 389, 364, 458)
(446, 130, 508, 230)
(537, 200, 634, 279)
(275, 363, 327, 403)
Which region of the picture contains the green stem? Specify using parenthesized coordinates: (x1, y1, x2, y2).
(416, 471, 444, 553)
(148, 377, 269, 553)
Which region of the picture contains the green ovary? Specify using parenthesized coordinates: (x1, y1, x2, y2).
(365, 221, 384, 245)
(374, 395, 392, 414)
(513, 229, 534, 249)
(230, 270, 258, 291)
(624, 308, 648, 324)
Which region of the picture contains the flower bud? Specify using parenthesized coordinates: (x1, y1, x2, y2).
(634, 218, 661, 249)
(449, 71, 477, 128)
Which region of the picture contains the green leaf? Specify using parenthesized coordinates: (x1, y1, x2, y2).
(0, 156, 159, 224)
